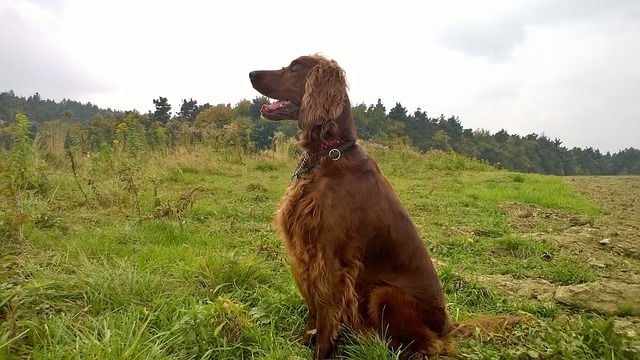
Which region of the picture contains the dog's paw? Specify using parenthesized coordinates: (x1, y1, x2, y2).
(297, 328, 316, 348)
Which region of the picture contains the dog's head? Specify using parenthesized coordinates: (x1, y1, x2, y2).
(249, 55, 348, 132)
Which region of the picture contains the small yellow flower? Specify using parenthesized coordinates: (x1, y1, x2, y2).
(466, 238, 474, 244)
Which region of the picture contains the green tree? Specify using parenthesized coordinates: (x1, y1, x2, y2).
(87, 114, 116, 149)
(572, 147, 603, 175)
(62, 109, 74, 121)
(355, 99, 387, 141)
(431, 129, 453, 152)
(609, 148, 640, 174)
(222, 116, 254, 152)
(194, 104, 233, 128)
(351, 103, 369, 139)
(436, 115, 464, 152)
(178, 98, 198, 122)
(149, 122, 168, 150)
(153, 96, 172, 124)
(503, 136, 531, 172)
(522, 135, 543, 173)
(385, 102, 408, 140)
(459, 128, 478, 158)
(232, 99, 252, 118)
(536, 135, 564, 175)
(388, 103, 408, 124)
(474, 129, 507, 167)
(404, 109, 436, 151)
(493, 129, 510, 145)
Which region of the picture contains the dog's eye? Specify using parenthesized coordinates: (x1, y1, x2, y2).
(290, 65, 298, 73)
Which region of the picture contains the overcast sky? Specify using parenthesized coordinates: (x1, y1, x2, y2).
(1, 0, 639, 153)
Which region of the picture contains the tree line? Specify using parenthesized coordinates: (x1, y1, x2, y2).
(1, 91, 638, 175)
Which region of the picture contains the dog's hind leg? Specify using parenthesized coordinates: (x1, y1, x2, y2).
(367, 286, 455, 357)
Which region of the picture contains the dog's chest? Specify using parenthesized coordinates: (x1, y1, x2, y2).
(275, 178, 326, 260)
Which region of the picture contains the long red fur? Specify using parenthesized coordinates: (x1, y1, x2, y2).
(249, 54, 521, 359)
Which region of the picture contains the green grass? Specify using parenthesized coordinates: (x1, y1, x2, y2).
(1, 142, 637, 359)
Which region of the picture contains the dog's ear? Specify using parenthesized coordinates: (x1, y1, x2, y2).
(299, 59, 347, 132)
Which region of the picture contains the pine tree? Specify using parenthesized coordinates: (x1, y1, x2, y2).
(153, 97, 172, 124)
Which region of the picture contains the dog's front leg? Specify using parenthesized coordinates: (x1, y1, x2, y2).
(312, 253, 361, 359)
(289, 267, 318, 347)
(313, 308, 340, 360)
(299, 302, 317, 347)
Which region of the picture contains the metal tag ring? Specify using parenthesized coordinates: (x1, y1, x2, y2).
(329, 148, 341, 160)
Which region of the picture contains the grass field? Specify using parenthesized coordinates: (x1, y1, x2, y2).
(1, 140, 639, 359)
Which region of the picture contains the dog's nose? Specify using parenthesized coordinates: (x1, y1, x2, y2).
(249, 71, 257, 80)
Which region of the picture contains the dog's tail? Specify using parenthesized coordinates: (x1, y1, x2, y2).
(448, 315, 526, 339)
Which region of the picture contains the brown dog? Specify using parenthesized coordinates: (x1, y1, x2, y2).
(249, 55, 516, 359)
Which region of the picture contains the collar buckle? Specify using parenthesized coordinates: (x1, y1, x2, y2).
(328, 148, 341, 161)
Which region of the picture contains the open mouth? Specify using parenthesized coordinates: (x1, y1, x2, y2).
(260, 99, 299, 120)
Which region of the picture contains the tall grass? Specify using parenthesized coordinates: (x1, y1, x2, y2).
(36, 120, 69, 162)
(1, 114, 48, 242)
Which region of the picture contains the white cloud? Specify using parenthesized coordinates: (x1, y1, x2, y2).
(1, 0, 638, 152)
(0, 1, 114, 100)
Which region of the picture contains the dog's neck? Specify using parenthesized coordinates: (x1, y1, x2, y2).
(300, 98, 357, 152)
(293, 99, 358, 179)
(292, 138, 356, 179)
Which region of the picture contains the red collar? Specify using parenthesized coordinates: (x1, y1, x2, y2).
(293, 139, 356, 179)
(318, 138, 346, 151)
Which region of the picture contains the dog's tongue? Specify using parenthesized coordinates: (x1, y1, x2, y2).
(261, 100, 286, 112)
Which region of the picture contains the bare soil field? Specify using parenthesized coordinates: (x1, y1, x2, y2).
(484, 176, 640, 337)
(567, 176, 640, 260)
